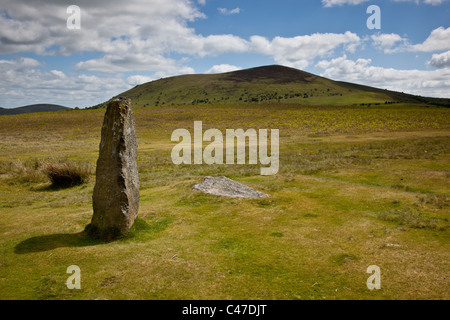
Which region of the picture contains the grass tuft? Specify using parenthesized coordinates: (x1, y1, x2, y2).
(270, 232, 284, 237)
(42, 160, 92, 188)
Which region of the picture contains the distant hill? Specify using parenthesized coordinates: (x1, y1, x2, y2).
(0, 104, 70, 115)
(89, 65, 450, 109)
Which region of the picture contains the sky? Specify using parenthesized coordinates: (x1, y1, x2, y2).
(0, 0, 449, 109)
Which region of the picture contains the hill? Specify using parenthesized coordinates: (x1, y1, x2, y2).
(91, 65, 450, 108)
(0, 104, 70, 116)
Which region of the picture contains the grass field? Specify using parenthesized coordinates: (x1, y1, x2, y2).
(0, 103, 449, 300)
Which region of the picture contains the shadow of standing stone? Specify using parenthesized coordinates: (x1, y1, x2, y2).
(87, 97, 140, 240)
(14, 231, 104, 254)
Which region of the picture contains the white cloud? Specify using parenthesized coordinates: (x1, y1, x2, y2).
(0, 56, 40, 70)
(250, 32, 361, 69)
(76, 53, 185, 73)
(180, 34, 249, 57)
(0, 0, 205, 74)
(50, 70, 66, 79)
(429, 50, 450, 69)
(316, 55, 450, 98)
(0, 12, 50, 54)
(0, 57, 129, 108)
(409, 27, 450, 52)
(395, 0, 448, 4)
(371, 33, 408, 53)
(423, 0, 448, 4)
(0, 0, 251, 73)
(126, 75, 155, 86)
(218, 8, 241, 15)
(368, 27, 450, 54)
(322, 0, 368, 7)
(3, 1, 360, 74)
(205, 64, 242, 74)
(323, 0, 448, 5)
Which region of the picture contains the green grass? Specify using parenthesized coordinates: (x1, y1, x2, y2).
(0, 103, 449, 300)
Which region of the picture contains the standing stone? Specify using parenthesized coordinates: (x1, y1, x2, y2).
(88, 97, 139, 239)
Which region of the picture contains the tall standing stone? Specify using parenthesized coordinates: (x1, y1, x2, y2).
(88, 97, 139, 239)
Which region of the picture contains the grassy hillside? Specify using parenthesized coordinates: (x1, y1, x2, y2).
(94, 65, 450, 108)
(0, 104, 449, 299)
(0, 104, 70, 115)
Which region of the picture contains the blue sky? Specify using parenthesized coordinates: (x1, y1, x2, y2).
(0, 0, 449, 108)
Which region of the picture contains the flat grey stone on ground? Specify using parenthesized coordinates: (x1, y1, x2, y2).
(88, 97, 140, 239)
(192, 176, 269, 198)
